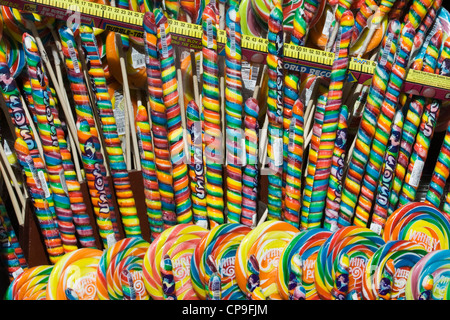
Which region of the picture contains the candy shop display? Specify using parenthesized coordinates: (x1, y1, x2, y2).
(1, 0, 450, 302)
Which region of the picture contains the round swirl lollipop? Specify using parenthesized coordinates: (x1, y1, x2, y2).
(96, 238, 151, 300)
(362, 240, 428, 300)
(383, 202, 450, 253)
(191, 223, 251, 300)
(3, 33, 25, 79)
(46, 248, 103, 300)
(5, 265, 53, 300)
(143, 224, 208, 300)
(406, 250, 450, 300)
(277, 228, 332, 300)
(235, 221, 299, 300)
(315, 226, 385, 300)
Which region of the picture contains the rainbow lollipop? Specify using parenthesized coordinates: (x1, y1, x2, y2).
(235, 221, 299, 300)
(362, 240, 428, 300)
(383, 202, 450, 252)
(46, 248, 103, 300)
(406, 250, 450, 300)
(96, 237, 150, 300)
(277, 228, 332, 300)
(191, 223, 251, 299)
(143, 224, 208, 299)
(315, 226, 385, 300)
(5, 265, 53, 300)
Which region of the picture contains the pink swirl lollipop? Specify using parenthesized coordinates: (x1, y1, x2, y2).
(143, 224, 208, 299)
(406, 250, 450, 300)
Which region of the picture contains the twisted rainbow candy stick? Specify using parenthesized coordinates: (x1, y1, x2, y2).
(282, 74, 299, 211)
(186, 100, 207, 228)
(388, 28, 442, 214)
(352, 0, 378, 44)
(323, 104, 349, 231)
(14, 138, 64, 264)
(79, 25, 142, 238)
(155, 10, 193, 224)
(308, 10, 354, 229)
(23, 33, 78, 254)
(77, 119, 116, 248)
(412, 0, 442, 54)
(370, 110, 404, 234)
(241, 98, 259, 227)
(135, 105, 163, 240)
(143, 11, 177, 229)
(180, 0, 204, 24)
(352, 22, 416, 227)
(425, 38, 450, 208)
(283, 99, 304, 228)
(202, 3, 224, 228)
(301, 82, 328, 230)
(338, 19, 401, 227)
(224, 4, 243, 224)
(58, 26, 119, 235)
(266, 0, 284, 221)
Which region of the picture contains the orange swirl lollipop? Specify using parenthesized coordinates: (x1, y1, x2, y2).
(235, 221, 299, 299)
(46, 248, 103, 300)
(5, 265, 53, 300)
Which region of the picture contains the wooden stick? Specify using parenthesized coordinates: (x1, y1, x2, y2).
(115, 33, 141, 171)
(189, 51, 201, 109)
(20, 95, 45, 160)
(177, 67, 190, 164)
(0, 159, 24, 226)
(0, 142, 26, 208)
(220, 76, 226, 165)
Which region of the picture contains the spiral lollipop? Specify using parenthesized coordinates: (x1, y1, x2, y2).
(314, 226, 385, 300)
(23, 32, 78, 254)
(3, 34, 25, 80)
(143, 11, 177, 229)
(191, 223, 251, 300)
(301, 81, 328, 230)
(370, 110, 404, 234)
(155, 10, 193, 225)
(352, 22, 416, 228)
(235, 221, 299, 300)
(77, 119, 116, 248)
(406, 250, 450, 300)
(58, 26, 118, 234)
(14, 138, 64, 264)
(309, 11, 354, 229)
(277, 228, 332, 300)
(46, 248, 103, 300)
(266, 0, 284, 221)
(79, 25, 142, 238)
(240, 98, 260, 227)
(143, 224, 208, 299)
(338, 19, 400, 228)
(323, 104, 349, 231)
(5, 265, 53, 300)
(96, 237, 150, 300)
(383, 202, 450, 252)
(224, 5, 243, 224)
(362, 240, 428, 300)
(202, 3, 224, 228)
(186, 100, 207, 228)
(135, 105, 163, 240)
